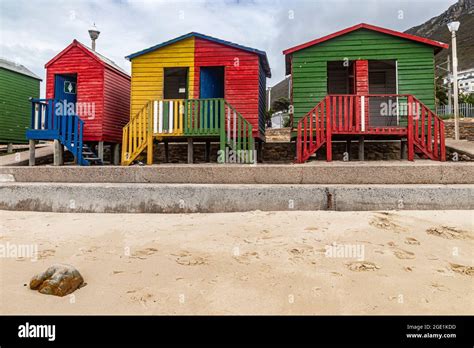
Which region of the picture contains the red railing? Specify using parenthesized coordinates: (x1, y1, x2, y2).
(295, 94, 446, 162)
(407, 96, 446, 161)
(296, 97, 328, 163)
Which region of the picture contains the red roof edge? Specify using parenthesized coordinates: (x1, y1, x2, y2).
(283, 23, 449, 55)
(45, 40, 103, 69)
(44, 40, 130, 80)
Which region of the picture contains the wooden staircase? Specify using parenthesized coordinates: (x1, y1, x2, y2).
(295, 94, 446, 162)
(121, 98, 255, 165)
(26, 99, 100, 165)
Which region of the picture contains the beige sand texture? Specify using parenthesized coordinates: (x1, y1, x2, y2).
(0, 209, 473, 315)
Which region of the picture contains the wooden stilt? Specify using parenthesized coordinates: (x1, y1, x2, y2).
(205, 141, 211, 162)
(187, 138, 194, 164)
(164, 141, 169, 163)
(147, 136, 153, 165)
(358, 136, 365, 161)
(113, 143, 120, 165)
(400, 139, 407, 160)
(257, 141, 263, 163)
(29, 140, 36, 166)
(345, 139, 351, 161)
(53, 139, 63, 166)
(97, 141, 104, 161)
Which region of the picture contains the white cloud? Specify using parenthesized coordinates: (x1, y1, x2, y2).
(0, 0, 456, 96)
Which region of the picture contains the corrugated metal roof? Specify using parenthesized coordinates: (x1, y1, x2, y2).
(125, 32, 271, 78)
(0, 58, 42, 80)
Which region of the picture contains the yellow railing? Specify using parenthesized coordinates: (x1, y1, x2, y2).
(121, 98, 255, 165)
(121, 101, 152, 166)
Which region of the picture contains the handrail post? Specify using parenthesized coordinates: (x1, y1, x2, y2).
(407, 95, 414, 161)
(440, 121, 446, 161)
(326, 96, 332, 161)
(219, 99, 226, 160)
(78, 120, 84, 165)
(147, 101, 153, 165)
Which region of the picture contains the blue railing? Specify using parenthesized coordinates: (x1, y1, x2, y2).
(27, 98, 88, 165)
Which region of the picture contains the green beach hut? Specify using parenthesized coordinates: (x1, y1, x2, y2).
(0, 58, 41, 148)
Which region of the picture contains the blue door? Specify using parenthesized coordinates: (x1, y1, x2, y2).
(54, 74, 77, 116)
(200, 67, 224, 98)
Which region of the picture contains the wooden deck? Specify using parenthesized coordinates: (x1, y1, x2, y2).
(296, 94, 446, 163)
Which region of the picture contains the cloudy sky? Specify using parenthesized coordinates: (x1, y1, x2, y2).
(1, 0, 456, 95)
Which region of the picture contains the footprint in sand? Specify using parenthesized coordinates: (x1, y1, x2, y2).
(37, 249, 56, 259)
(405, 237, 420, 245)
(173, 250, 208, 266)
(131, 247, 158, 259)
(431, 283, 449, 292)
(287, 245, 316, 264)
(393, 248, 416, 260)
(449, 263, 474, 276)
(127, 288, 157, 308)
(369, 213, 406, 233)
(233, 251, 260, 265)
(426, 226, 473, 240)
(346, 261, 380, 272)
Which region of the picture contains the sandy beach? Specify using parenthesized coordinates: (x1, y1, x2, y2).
(0, 209, 472, 315)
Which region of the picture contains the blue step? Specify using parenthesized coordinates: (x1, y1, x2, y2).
(26, 98, 90, 166)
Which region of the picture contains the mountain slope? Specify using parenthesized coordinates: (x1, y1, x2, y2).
(405, 0, 474, 73)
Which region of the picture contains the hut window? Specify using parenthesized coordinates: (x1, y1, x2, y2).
(327, 61, 355, 95)
(164, 67, 188, 99)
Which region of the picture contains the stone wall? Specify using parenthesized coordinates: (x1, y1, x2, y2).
(263, 141, 402, 162)
(444, 119, 474, 141)
(144, 140, 404, 164)
(152, 142, 220, 164)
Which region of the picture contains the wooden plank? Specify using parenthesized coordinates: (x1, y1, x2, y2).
(355, 96, 360, 132)
(315, 108, 320, 145)
(203, 100, 208, 133)
(338, 96, 342, 131)
(421, 106, 425, 146)
(158, 101, 163, 133)
(199, 100, 204, 134)
(153, 101, 158, 133)
(407, 96, 414, 161)
(169, 101, 174, 133)
(440, 122, 446, 161)
(349, 96, 353, 131)
(326, 96, 332, 161)
(344, 96, 348, 131)
(427, 110, 432, 152)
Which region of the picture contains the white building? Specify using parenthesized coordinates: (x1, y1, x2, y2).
(457, 68, 474, 93)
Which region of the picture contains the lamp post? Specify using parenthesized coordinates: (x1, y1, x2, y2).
(88, 23, 100, 51)
(447, 21, 460, 140)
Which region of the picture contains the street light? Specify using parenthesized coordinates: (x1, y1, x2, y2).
(88, 23, 100, 51)
(447, 21, 460, 140)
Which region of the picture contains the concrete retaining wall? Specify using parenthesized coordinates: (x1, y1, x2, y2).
(0, 183, 472, 213)
(1, 162, 473, 184)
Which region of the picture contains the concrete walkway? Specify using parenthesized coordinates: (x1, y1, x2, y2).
(0, 144, 53, 166)
(0, 182, 472, 212)
(1, 161, 473, 184)
(446, 139, 474, 156)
